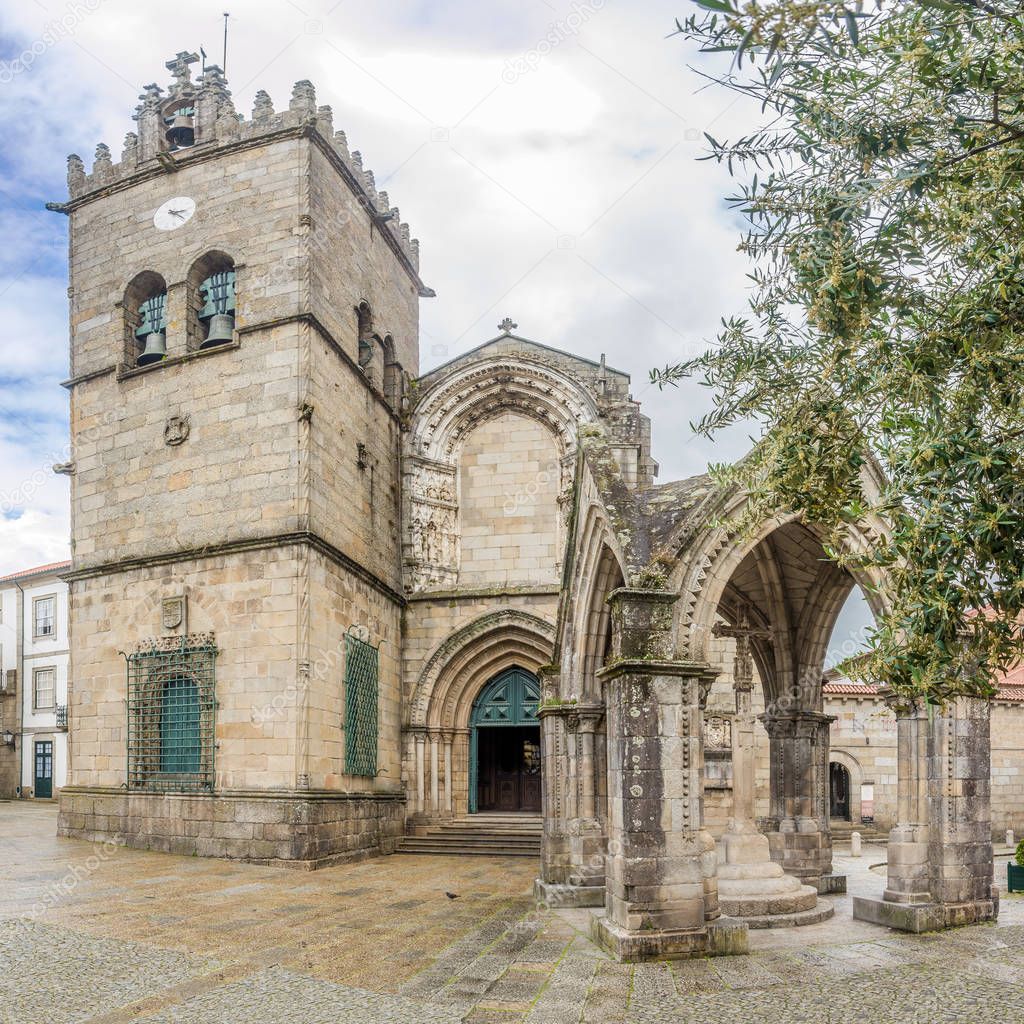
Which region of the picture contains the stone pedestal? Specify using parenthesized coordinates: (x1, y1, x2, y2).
(853, 695, 998, 933)
(589, 590, 747, 960)
(717, 822, 830, 928)
(713, 631, 830, 927)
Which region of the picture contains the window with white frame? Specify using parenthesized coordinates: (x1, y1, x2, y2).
(33, 667, 55, 710)
(33, 596, 55, 638)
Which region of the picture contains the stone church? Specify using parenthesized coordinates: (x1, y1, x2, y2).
(55, 54, 999, 960)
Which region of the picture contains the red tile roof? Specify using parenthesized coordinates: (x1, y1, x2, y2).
(823, 672, 1024, 702)
(0, 560, 72, 584)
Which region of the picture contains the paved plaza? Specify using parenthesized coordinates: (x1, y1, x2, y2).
(2, 801, 1023, 1023)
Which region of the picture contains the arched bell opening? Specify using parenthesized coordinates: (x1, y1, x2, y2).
(123, 270, 168, 367)
(468, 667, 542, 814)
(187, 251, 236, 352)
(162, 98, 195, 150)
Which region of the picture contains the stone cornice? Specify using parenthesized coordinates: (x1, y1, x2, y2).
(62, 530, 406, 607)
(61, 785, 407, 801)
(60, 313, 401, 426)
(405, 584, 561, 603)
(596, 658, 716, 681)
(606, 587, 678, 605)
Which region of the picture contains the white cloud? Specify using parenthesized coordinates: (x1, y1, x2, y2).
(0, 0, 772, 576)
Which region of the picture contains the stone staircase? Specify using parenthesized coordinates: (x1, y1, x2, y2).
(398, 813, 542, 857)
(830, 821, 889, 844)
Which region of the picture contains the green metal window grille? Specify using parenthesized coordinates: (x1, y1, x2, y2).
(126, 634, 217, 793)
(344, 634, 379, 777)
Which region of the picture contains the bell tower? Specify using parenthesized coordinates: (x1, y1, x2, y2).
(55, 53, 430, 864)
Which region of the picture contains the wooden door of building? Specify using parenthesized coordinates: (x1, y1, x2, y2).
(476, 727, 541, 812)
(34, 740, 53, 799)
(469, 668, 542, 814)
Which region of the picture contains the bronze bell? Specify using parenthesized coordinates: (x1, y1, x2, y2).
(166, 114, 195, 149)
(137, 330, 167, 366)
(200, 313, 235, 349)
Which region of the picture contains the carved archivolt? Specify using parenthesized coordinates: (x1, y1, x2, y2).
(408, 609, 556, 730)
(409, 357, 600, 463)
(403, 355, 601, 593)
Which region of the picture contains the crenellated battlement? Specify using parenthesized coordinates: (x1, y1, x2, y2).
(65, 52, 421, 272)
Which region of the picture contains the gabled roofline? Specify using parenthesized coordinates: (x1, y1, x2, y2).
(0, 560, 73, 585)
(419, 333, 629, 382)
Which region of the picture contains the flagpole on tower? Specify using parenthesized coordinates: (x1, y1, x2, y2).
(222, 12, 230, 75)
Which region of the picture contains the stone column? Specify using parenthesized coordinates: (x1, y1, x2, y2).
(928, 697, 996, 913)
(563, 706, 607, 906)
(884, 692, 930, 904)
(414, 730, 426, 817)
(853, 694, 998, 932)
(730, 670, 757, 825)
(442, 732, 454, 816)
(578, 711, 599, 821)
(453, 729, 470, 817)
(590, 589, 747, 961)
(428, 730, 440, 816)
(761, 710, 839, 893)
(537, 696, 574, 897)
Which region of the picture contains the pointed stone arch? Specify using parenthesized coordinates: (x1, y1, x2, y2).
(406, 609, 555, 820)
(409, 609, 556, 731)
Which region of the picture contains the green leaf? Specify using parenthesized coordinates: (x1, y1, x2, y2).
(693, 0, 735, 11)
(844, 10, 859, 46)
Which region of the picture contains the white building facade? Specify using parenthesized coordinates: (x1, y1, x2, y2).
(0, 562, 71, 800)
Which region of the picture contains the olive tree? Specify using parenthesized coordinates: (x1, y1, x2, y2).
(656, 0, 1024, 701)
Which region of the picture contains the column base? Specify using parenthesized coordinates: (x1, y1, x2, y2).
(852, 895, 999, 933)
(590, 912, 748, 961)
(534, 878, 605, 908)
(818, 873, 847, 895)
(739, 902, 835, 929)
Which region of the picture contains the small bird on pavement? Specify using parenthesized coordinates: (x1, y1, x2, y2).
(445, 891, 460, 900)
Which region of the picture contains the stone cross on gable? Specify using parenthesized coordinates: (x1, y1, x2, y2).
(713, 608, 773, 693)
(165, 51, 200, 88)
(498, 317, 518, 335)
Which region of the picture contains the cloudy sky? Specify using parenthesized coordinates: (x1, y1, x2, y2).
(0, 0, 869, 651)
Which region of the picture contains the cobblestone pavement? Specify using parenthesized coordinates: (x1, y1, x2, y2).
(4, 801, 1024, 1023)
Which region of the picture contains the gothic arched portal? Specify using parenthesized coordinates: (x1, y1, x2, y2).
(469, 668, 541, 814)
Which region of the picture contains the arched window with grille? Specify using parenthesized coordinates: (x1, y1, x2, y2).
(127, 635, 217, 793)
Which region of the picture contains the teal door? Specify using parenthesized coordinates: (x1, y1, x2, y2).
(34, 741, 53, 799)
(469, 668, 541, 813)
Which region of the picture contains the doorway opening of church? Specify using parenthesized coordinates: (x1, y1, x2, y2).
(469, 668, 541, 813)
(829, 761, 851, 820)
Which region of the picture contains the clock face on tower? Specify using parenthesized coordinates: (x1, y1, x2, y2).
(153, 196, 197, 231)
